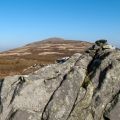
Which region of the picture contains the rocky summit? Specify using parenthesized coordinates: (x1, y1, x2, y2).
(0, 41, 120, 120)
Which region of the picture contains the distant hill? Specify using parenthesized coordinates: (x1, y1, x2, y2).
(0, 37, 92, 77)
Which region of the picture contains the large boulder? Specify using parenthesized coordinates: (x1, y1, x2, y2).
(0, 43, 120, 120)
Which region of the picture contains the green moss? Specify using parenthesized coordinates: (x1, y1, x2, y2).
(82, 74, 91, 89)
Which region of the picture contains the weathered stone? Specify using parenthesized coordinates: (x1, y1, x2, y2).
(0, 43, 120, 120)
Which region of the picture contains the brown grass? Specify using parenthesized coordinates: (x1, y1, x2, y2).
(0, 39, 92, 78)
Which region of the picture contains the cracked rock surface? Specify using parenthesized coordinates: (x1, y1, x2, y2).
(0, 43, 120, 120)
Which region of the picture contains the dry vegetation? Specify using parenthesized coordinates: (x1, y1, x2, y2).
(0, 38, 92, 78)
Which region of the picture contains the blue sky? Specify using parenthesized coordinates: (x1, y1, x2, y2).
(0, 0, 120, 51)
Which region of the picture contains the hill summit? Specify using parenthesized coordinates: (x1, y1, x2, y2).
(0, 38, 92, 77)
(0, 41, 120, 120)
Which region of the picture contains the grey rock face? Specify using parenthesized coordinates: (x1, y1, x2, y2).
(0, 43, 120, 120)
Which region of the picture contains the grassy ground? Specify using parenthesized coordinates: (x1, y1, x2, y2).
(0, 39, 92, 78)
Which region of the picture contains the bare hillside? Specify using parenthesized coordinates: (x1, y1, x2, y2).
(0, 38, 92, 77)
